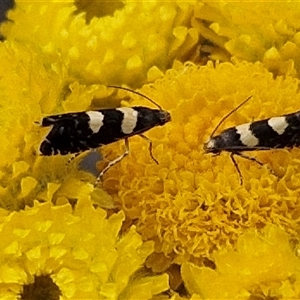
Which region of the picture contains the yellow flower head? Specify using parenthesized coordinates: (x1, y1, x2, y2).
(0, 40, 122, 210)
(0, 200, 168, 299)
(193, 1, 300, 77)
(2, 0, 199, 87)
(101, 61, 300, 272)
(182, 225, 300, 299)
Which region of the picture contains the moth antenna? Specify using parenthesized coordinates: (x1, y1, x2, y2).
(210, 95, 253, 138)
(108, 85, 162, 110)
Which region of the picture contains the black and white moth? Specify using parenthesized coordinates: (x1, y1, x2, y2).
(204, 96, 300, 183)
(37, 86, 171, 183)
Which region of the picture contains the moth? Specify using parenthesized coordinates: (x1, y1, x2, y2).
(204, 96, 300, 183)
(37, 86, 171, 184)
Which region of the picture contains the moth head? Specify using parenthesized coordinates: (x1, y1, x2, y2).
(203, 137, 221, 154)
(158, 110, 171, 125)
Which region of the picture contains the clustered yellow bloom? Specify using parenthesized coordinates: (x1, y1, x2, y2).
(2, 0, 198, 88)
(182, 225, 300, 299)
(1, 0, 300, 299)
(193, 1, 300, 77)
(0, 40, 118, 211)
(0, 200, 168, 299)
(103, 61, 300, 284)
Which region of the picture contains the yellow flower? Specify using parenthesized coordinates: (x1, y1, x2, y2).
(2, 0, 199, 88)
(182, 225, 300, 299)
(193, 1, 300, 77)
(0, 200, 168, 299)
(0, 40, 120, 210)
(101, 60, 300, 274)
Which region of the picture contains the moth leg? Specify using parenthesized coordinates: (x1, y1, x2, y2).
(230, 153, 243, 185)
(241, 154, 278, 177)
(95, 138, 130, 185)
(139, 134, 159, 164)
(236, 152, 276, 176)
(67, 152, 81, 164)
(231, 152, 276, 184)
(235, 152, 265, 167)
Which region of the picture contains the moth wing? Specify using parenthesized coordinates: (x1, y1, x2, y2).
(40, 112, 87, 127)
